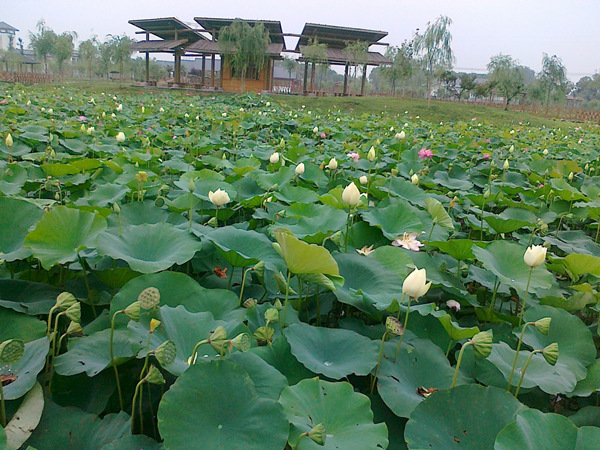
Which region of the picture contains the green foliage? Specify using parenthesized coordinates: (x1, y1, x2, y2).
(487, 53, 525, 109)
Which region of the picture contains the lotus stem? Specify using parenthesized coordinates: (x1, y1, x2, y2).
(110, 311, 124, 410)
(506, 322, 532, 390)
(228, 266, 235, 290)
(189, 339, 208, 365)
(293, 433, 309, 450)
(487, 277, 500, 314)
(239, 267, 252, 306)
(426, 222, 436, 254)
(394, 295, 411, 361)
(370, 331, 389, 394)
(518, 267, 534, 327)
(0, 381, 6, 427)
(131, 378, 145, 434)
(188, 195, 194, 229)
(344, 209, 351, 252)
(514, 350, 541, 397)
(79, 255, 96, 317)
(451, 341, 471, 388)
(281, 270, 292, 329)
(316, 288, 321, 327)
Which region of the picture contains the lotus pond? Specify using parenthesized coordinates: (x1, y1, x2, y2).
(1, 84, 600, 449)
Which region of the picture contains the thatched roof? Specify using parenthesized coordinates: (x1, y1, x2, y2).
(130, 39, 188, 53)
(128, 17, 206, 43)
(194, 17, 285, 47)
(295, 23, 387, 51)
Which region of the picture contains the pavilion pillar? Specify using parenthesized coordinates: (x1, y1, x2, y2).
(211, 54, 215, 88)
(201, 54, 206, 86)
(145, 53, 150, 83)
(343, 63, 349, 96)
(303, 61, 308, 94)
(310, 62, 315, 92)
(360, 64, 367, 96)
(174, 51, 181, 85)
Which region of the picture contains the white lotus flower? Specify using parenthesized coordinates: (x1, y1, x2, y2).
(208, 189, 230, 207)
(359, 175, 368, 185)
(524, 245, 547, 268)
(116, 132, 125, 143)
(342, 182, 361, 206)
(402, 268, 431, 299)
(270, 152, 280, 164)
(295, 163, 305, 175)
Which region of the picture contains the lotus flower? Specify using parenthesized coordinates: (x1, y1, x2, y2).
(208, 189, 230, 207)
(418, 148, 433, 159)
(342, 182, 361, 206)
(327, 158, 338, 170)
(295, 163, 305, 175)
(523, 245, 546, 268)
(269, 152, 280, 164)
(402, 268, 431, 299)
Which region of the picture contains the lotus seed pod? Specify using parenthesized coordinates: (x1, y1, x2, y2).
(155, 340, 177, 366)
(265, 308, 279, 324)
(66, 321, 83, 335)
(136, 171, 148, 183)
(385, 316, 404, 337)
(471, 330, 493, 358)
(253, 326, 275, 345)
(0, 339, 25, 365)
(391, 168, 399, 176)
(138, 287, 160, 309)
(542, 343, 559, 366)
(308, 423, 326, 445)
(56, 292, 77, 310)
(209, 326, 228, 355)
(144, 365, 166, 385)
(534, 317, 552, 335)
(155, 196, 165, 207)
(243, 298, 257, 309)
(65, 302, 81, 323)
(123, 301, 141, 321)
(253, 261, 265, 279)
(230, 333, 251, 352)
(150, 319, 161, 332)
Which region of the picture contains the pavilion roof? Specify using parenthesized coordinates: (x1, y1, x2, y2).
(298, 47, 389, 66)
(130, 39, 188, 53)
(128, 17, 206, 43)
(294, 22, 387, 51)
(194, 17, 285, 47)
(185, 40, 284, 57)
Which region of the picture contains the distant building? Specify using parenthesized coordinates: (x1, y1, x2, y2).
(0, 21, 18, 51)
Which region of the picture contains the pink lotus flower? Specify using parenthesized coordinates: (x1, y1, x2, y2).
(483, 154, 490, 160)
(347, 152, 360, 162)
(446, 300, 461, 311)
(418, 148, 433, 159)
(486, 138, 491, 144)
(321, 132, 326, 138)
(392, 232, 424, 251)
(77, 115, 87, 122)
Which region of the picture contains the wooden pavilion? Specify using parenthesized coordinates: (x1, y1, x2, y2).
(294, 23, 390, 96)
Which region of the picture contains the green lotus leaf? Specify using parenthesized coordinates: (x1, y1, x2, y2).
(0, 308, 46, 343)
(570, 406, 600, 427)
(78, 183, 129, 207)
(99, 435, 163, 450)
(271, 203, 348, 243)
(202, 226, 285, 271)
(378, 339, 462, 419)
(404, 385, 527, 449)
(484, 216, 531, 234)
(228, 351, 288, 400)
(284, 322, 379, 379)
(437, 313, 480, 341)
(54, 329, 141, 377)
(110, 272, 240, 320)
(494, 409, 581, 449)
(97, 223, 202, 273)
(158, 360, 289, 450)
(562, 253, 600, 277)
(273, 228, 339, 276)
(570, 359, 600, 398)
(0, 197, 43, 261)
(0, 163, 27, 195)
(3, 337, 49, 400)
(24, 206, 107, 269)
(250, 336, 315, 386)
(425, 197, 454, 230)
(429, 239, 474, 261)
(362, 200, 423, 240)
(279, 378, 388, 450)
(472, 240, 553, 293)
(25, 401, 131, 450)
(333, 252, 404, 314)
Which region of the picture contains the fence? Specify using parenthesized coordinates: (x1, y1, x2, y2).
(0, 72, 55, 84)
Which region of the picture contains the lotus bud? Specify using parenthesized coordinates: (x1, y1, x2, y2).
(542, 342, 559, 366)
(391, 168, 399, 176)
(568, 172, 574, 182)
(123, 301, 141, 321)
(359, 175, 368, 185)
(5, 133, 13, 147)
(230, 333, 251, 352)
(367, 146, 376, 162)
(0, 339, 25, 365)
(208, 189, 230, 207)
(265, 308, 279, 324)
(534, 317, 551, 335)
(112, 203, 121, 214)
(295, 163, 305, 175)
(65, 302, 81, 323)
(144, 365, 165, 385)
(87, 126, 94, 135)
(270, 152, 280, 164)
(385, 316, 403, 337)
(150, 319, 161, 332)
(141, 106, 145, 113)
(509, 145, 514, 152)
(274, 299, 283, 308)
(159, 107, 164, 112)
(396, 131, 406, 139)
(102, 111, 106, 118)
(136, 171, 148, 183)
(524, 245, 547, 268)
(80, 124, 86, 132)
(155, 340, 177, 366)
(402, 268, 431, 299)
(66, 321, 83, 335)
(308, 423, 326, 445)
(279, 138, 285, 147)
(543, 149, 548, 155)
(243, 298, 257, 309)
(188, 178, 195, 192)
(471, 330, 493, 358)
(411, 174, 419, 185)
(313, 126, 319, 133)
(585, 163, 589, 171)
(50, 149, 56, 158)
(327, 158, 338, 170)
(56, 292, 77, 310)
(116, 132, 125, 142)
(483, 189, 491, 199)
(253, 326, 274, 345)
(342, 182, 361, 206)
(47, 108, 53, 114)
(116, 104, 123, 112)
(138, 287, 160, 310)
(503, 159, 509, 170)
(26, 100, 31, 106)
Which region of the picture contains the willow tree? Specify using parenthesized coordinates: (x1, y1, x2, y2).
(487, 54, 524, 110)
(540, 53, 568, 106)
(219, 20, 270, 93)
(413, 15, 454, 106)
(54, 31, 77, 76)
(302, 38, 327, 91)
(29, 19, 56, 74)
(79, 37, 99, 79)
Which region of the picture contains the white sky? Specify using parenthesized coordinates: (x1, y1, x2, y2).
(4, 0, 599, 81)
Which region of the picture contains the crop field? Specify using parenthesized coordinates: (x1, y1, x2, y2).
(1, 83, 600, 449)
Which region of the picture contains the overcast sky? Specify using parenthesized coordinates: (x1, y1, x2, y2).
(4, 0, 599, 81)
